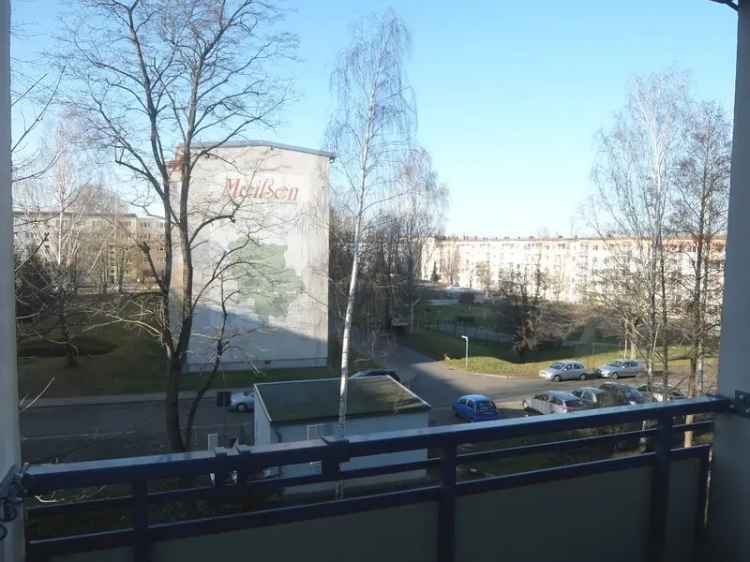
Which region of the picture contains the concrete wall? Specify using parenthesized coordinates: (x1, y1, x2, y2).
(276, 411, 430, 489)
(45, 458, 704, 562)
(708, 3, 750, 561)
(252, 393, 275, 450)
(175, 143, 330, 372)
(457, 458, 701, 562)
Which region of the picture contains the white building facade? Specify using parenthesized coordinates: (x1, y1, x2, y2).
(174, 141, 332, 372)
(423, 235, 726, 304)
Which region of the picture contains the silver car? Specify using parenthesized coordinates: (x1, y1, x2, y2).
(522, 391, 589, 415)
(637, 384, 686, 402)
(229, 390, 255, 412)
(596, 359, 643, 379)
(538, 361, 587, 382)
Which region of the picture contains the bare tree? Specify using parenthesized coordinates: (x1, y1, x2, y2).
(496, 258, 548, 363)
(590, 70, 688, 388)
(475, 261, 492, 294)
(13, 123, 109, 367)
(326, 10, 414, 434)
(671, 102, 730, 444)
(10, 20, 64, 186)
(56, 0, 296, 451)
(393, 147, 448, 332)
(442, 242, 461, 286)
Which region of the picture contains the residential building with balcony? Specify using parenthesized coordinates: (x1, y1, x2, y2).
(13, 210, 166, 290)
(169, 141, 333, 373)
(423, 235, 726, 305)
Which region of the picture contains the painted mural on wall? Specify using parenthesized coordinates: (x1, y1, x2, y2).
(182, 143, 331, 371)
(230, 240, 304, 322)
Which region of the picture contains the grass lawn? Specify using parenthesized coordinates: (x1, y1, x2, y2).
(402, 329, 695, 377)
(18, 322, 374, 399)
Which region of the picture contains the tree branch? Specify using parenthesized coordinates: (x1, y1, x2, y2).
(709, 0, 738, 11)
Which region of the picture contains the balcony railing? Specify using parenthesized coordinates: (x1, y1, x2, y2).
(21, 395, 730, 562)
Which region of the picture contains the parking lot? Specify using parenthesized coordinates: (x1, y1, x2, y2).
(21, 344, 664, 462)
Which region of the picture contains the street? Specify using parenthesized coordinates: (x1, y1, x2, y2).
(385, 345, 606, 422)
(20, 345, 641, 462)
(21, 398, 252, 463)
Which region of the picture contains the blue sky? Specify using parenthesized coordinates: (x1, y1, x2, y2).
(11, 0, 739, 235)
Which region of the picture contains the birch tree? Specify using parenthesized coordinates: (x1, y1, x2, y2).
(14, 123, 107, 366)
(591, 71, 687, 388)
(327, 10, 414, 433)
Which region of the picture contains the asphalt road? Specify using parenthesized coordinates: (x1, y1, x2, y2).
(21, 398, 252, 463)
(20, 345, 646, 462)
(385, 345, 620, 421)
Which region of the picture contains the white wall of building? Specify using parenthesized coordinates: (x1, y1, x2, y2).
(424, 236, 725, 304)
(253, 409, 429, 491)
(253, 393, 275, 448)
(179, 143, 331, 371)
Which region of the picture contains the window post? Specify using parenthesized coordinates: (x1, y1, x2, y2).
(708, 2, 750, 560)
(0, 1, 23, 561)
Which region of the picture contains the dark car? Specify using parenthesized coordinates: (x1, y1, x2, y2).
(637, 383, 687, 402)
(599, 382, 652, 405)
(351, 368, 401, 383)
(571, 387, 625, 408)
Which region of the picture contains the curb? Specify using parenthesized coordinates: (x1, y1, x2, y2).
(28, 388, 249, 408)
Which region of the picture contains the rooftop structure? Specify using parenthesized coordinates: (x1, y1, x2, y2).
(255, 376, 430, 424)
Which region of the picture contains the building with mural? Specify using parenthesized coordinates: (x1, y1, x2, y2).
(174, 141, 333, 372)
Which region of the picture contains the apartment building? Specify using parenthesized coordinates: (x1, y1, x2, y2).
(13, 210, 166, 289)
(422, 235, 726, 304)
(172, 141, 332, 372)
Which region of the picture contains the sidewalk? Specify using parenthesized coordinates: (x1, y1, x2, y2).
(30, 387, 249, 408)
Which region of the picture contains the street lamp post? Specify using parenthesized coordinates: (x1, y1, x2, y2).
(461, 335, 469, 370)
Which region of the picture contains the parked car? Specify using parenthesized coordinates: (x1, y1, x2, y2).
(229, 390, 255, 412)
(595, 359, 643, 379)
(351, 368, 401, 383)
(538, 360, 588, 382)
(452, 394, 499, 422)
(571, 387, 625, 408)
(599, 382, 652, 405)
(637, 383, 687, 402)
(522, 391, 589, 415)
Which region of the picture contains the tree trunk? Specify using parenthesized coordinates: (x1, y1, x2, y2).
(58, 289, 77, 368)
(165, 355, 184, 452)
(337, 219, 361, 436)
(659, 243, 669, 388)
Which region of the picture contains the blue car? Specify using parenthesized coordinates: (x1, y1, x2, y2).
(452, 394, 499, 422)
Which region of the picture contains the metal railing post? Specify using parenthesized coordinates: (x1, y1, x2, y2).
(649, 415, 673, 562)
(132, 480, 150, 562)
(438, 444, 457, 562)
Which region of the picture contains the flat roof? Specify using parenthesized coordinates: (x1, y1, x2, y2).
(254, 376, 431, 424)
(185, 140, 335, 160)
